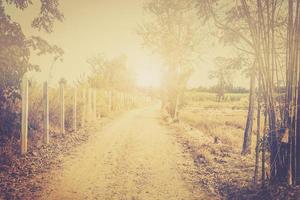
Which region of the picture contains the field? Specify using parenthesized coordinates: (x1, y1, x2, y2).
(162, 91, 299, 199)
(166, 92, 261, 198)
(181, 91, 252, 151)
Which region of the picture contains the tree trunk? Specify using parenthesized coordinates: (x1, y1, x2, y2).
(254, 76, 261, 184)
(262, 110, 268, 188)
(295, 72, 300, 184)
(242, 70, 256, 155)
(173, 94, 179, 120)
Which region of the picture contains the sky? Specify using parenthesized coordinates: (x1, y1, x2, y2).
(6, 0, 249, 88)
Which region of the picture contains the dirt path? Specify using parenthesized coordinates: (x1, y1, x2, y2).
(38, 105, 208, 200)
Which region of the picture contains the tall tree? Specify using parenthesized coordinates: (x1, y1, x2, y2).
(209, 56, 241, 102)
(242, 62, 256, 155)
(138, 0, 201, 119)
(196, 0, 288, 176)
(0, 0, 63, 138)
(284, 0, 300, 185)
(197, 0, 300, 184)
(196, 0, 258, 155)
(87, 55, 135, 92)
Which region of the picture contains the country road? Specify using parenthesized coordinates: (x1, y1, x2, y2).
(38, 105, 208, 200)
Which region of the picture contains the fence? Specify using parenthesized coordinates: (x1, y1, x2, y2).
(20, 75, 151, 155)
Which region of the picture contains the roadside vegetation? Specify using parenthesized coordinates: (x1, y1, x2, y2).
(161, 91, 298, 199)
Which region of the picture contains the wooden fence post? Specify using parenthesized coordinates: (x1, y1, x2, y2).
(125, 93, 128, 109)
(93, 89, 97, 121)
(108, 90, 112, 112)
(116, 91, 119, 110)
(73, 87, 77, 132)
(21, 75, 29, 154)
(81, 88, 86, 127)
(43, 81, 49, 144)
(97, 90, 101, 118)
(121, 92, 125, 109)
(87, 88, 92, 123)
(59, 80, 65, 134)
(125, 93, 129, 110)
(119, 92, 123, 110)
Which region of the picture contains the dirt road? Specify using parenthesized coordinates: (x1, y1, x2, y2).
(39, 105, 208, 200)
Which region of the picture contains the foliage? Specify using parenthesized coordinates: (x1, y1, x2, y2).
(138, 0, 202, 117)
(87, 54, 135, 92)
(190, 85, 249, 94)
(0, 0, 63, 138)
(196, 0, 300, 185)
(209, 56, 241, 91)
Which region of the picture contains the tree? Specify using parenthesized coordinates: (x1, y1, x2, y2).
(236, 0, 288, 182)
(0, 0, 63, 138)
(87, 54, 135, 92)
(242, 62, 256, 155)
(283, 0, 300, 185)
(138, 0, 201, 119)
(197, 0, 300, 184)
(209, 56, 241, 102)
(196, 0, 261, 155)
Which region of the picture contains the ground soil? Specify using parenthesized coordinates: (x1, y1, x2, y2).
(2, 105, 299, 200)
(35, 105, 211, 200)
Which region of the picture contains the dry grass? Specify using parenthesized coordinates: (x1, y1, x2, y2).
(168, 92, 264, 198)
(1, 81, 130, 158)
(175, 93, 300, 199)
(180, 92, 258, 152)
(168, 117, 256, 198)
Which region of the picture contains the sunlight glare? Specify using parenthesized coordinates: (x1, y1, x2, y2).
(136, 66, 161, 88)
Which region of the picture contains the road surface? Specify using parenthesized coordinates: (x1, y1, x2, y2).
(39, 105, 208, 200)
